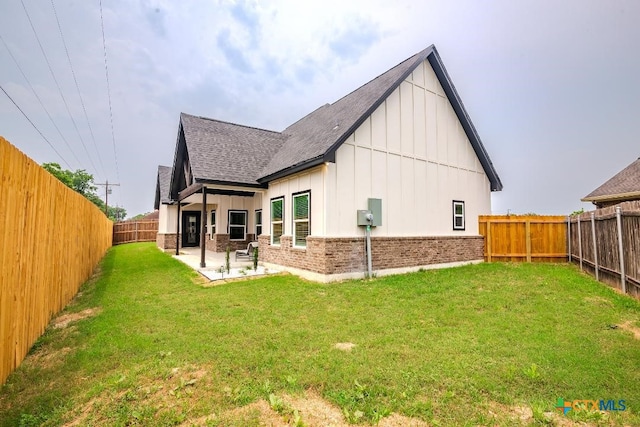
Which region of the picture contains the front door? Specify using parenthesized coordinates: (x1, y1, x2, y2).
(182, 212, 201, 247)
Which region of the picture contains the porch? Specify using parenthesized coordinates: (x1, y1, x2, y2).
(173, 247, 279, 281)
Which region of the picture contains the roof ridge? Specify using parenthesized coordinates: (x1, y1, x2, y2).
(180, 112, 283, 135)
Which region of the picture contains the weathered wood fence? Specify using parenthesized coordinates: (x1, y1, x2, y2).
(478, 215, 568, 262)
(568, 201, 640, 298)
(113, 220, 158, 245)
(0, 137, 113, 385)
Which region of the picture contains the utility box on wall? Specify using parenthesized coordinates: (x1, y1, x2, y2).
(357, 210, 372, 226)
(367, 198, 382, 227)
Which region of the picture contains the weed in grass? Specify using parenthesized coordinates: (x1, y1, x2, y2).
(523, 363, 541, 380)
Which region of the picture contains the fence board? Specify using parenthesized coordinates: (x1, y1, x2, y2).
(112, 220, 158, 245)
(479, 215, 568, 262)
(0, 137, 112, 385)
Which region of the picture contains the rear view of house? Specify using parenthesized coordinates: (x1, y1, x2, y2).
(154, 45, 502, 281)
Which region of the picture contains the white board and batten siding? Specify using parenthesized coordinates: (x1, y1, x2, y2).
(325, 58, 491, 237)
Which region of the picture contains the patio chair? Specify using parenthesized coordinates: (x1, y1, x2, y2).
(235, 241, 258, 261)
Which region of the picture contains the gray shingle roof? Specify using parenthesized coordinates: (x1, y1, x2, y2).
(180, 113, 286, 185)
(582, 158, 640, 202)
(171, 44, 502, 192)
(154, 165, 172, 208)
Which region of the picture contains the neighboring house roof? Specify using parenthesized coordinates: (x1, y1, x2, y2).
(582, 157, 640, 204)
(169, 44, 502, 198)
(154, 165, 172, 209)
(141, 210, 159, 220)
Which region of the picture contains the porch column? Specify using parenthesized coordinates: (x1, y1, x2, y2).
(175, 203, 181, 255)
(200, 189, 207, 268)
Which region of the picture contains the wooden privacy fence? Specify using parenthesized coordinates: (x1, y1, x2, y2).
(113, 220, 158, 245)
(0, 137, 113, 385)
(568, 201, 640, 298)
(479, 215, 568, 262)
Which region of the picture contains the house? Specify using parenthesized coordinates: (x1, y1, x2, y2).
(154, 45, 502, 282)
(582, 158, 640, 208)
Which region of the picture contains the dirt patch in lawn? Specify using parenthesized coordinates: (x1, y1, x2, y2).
(25, 346, 73, 370)
(619, 320, 640, 340)
(52, 308, 101, 329)
(334, 342, 357, 352)
(487, 401, 601, 426)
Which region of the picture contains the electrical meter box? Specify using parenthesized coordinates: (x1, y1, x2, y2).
(357, 210, 372, 226)
(367, 198, 382, 227)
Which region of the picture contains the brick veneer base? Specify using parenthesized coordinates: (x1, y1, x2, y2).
(258, 235, 484, 277)
(156, 233, 178, 250)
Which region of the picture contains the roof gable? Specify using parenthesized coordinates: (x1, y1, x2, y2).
(582, 158, 640, 202)
(258, 45, 502, 191)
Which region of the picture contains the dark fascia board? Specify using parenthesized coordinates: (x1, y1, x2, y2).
(178, 182, 256, 201)
(169, 121, 186, 200)
(427, 48, 503, 191)
(257, 156, 326, 184)
(154, 173, 161, 210)
(178, 182, 203, 201)
(196, 178, 267, 189)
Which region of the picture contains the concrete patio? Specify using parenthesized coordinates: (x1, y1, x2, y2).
(172, 247, 279, 281)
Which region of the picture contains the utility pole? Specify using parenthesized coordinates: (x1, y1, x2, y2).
(95, 180, 120, 216)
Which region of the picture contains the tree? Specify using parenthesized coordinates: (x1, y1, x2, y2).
(42, 162, 126, 221)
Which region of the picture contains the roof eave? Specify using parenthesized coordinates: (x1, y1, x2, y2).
(581, 191, 640, 203)
(258, 156, 326, 184)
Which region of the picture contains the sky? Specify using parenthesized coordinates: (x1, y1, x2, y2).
(1, 0, 638, 217)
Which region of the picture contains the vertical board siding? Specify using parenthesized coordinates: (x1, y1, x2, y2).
(568, 201, 640, 297)
(112, 220, 159, 244)
(478, 215, 568, 262)
(0, 137, 112, 385)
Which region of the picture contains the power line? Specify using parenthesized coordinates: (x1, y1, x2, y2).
(50, 0, 106, 178)
(0, 33, 82, 168)
(99, 0, 120, 184)
(0, 83, 71, 169)
(20, 0, 100, 178)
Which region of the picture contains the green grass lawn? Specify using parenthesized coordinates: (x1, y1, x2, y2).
(1, 243, 639, 426)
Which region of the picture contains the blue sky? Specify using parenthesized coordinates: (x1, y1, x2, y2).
(1, 0, 638, 216)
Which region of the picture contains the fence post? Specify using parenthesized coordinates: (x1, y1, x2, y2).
(577, 216, 583, 271)
(135, 221, 139, 242)
(567, 216, 571, 262)
(616, 206, 626, 294)
(487, 220, 492, 262)
(525, 220, 532, 262)
(591, 212, 599, 281)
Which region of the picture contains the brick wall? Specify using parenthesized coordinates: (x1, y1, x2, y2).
(156, 233, 178, 250)
(206, 234, 255, 252)
(259, 234, 484, 275)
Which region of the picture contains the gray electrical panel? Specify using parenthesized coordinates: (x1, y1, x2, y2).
(368, 198, 382, 226)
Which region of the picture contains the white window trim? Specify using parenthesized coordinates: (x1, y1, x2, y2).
(271, 197, 284, 246)
(210, 210, 216, 239)
(453, 200, 465, 231)
(228, 210, 247, 241)
(292, 191, 310, 248)
(255, 209, 262, 237)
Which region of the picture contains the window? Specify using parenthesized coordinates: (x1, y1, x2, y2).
(228, 210, 247, 240)
(255, 210, 262, 237)
(210, 210, 216, 239)
(453, 201, 465, 230)
(271, 197, 284, 245)
(293, 191, 310, 247)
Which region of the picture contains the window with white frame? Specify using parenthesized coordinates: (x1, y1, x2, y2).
(293, 191, 310, 247)
(271, 197, 284, 245)
(209, 210, 216, 239)
(255, 210, 262, 237)
(228, 210, 247, 240)
(453, 201, 465, 230)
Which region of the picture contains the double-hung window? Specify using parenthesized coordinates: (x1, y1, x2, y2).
(255, 210, 262, 237)
(271, 197, 284, 245)
(210, 210, 216, 239)
(293, 191, 310, 247)
(228, 210, 247, 240)
(453, 200, 465, 230)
